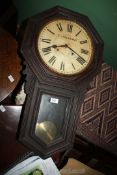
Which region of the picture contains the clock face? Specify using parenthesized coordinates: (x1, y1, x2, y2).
(37, 19, 94, 75)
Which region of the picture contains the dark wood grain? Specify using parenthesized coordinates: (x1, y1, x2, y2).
(0, 28, 21, 102)
(0, 105, 29, 173)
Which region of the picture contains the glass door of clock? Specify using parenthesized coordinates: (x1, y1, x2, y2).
(35, 94, 68, 144)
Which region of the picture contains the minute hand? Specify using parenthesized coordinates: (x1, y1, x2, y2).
(66, 45, 86, 65)
(65, 45, 80, 57)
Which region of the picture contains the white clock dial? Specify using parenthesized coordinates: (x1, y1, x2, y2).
(37, 19, 94, 75)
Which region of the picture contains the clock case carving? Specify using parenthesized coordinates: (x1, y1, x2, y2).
(18, 6, 103, 158)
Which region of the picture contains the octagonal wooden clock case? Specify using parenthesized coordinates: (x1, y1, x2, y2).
(18, 6, 103, 158)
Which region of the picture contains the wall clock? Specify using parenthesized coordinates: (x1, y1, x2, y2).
(37, 19, 93, 76)
(18, 6, 103, 158)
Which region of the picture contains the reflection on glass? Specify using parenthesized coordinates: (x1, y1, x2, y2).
(35, 94, 67, 144)
(35, 121, 57, 144)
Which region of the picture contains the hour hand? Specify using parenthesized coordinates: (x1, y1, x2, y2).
(52, 44, 67, 48)
(41, 45, 57, 53)
(47, 44, 67, 49)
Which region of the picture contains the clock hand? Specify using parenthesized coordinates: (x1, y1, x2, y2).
(65, 44, 80, 57)
(65, 44, 86, 65)
(45, 44, 84, 58)
(45, 44, 67, 49)
(52, 44, 67, 48)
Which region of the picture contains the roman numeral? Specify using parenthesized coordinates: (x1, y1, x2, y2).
(75, 30, 81, 36)
(80, 40, 87, 44)
(57, 23, 63, 31)
(47, 28, 55, 35)
(42, 47, 51, 55)
(42, 39, 51, 44)
(72, 63, 75, 70)
(67, 24, 73, 32)
(81, 49, 89, 54)
(76, 56, 86, 65)
(48, 56, 56, 65)
(60, 62, 65, 71)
